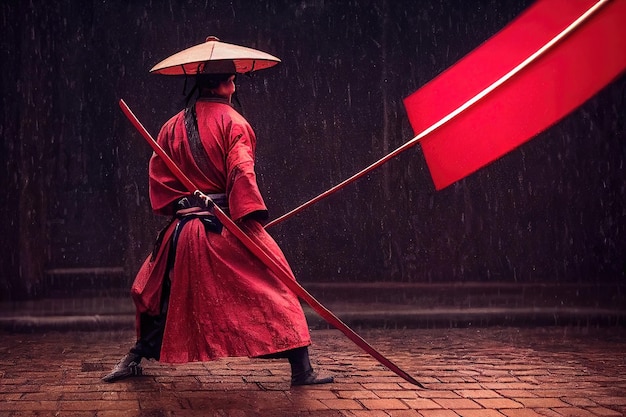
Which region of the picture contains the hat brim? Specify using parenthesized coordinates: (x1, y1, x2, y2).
(150, 38, 281, 75)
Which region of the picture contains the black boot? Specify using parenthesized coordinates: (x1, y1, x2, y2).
(288, 347, 334, 387)
(102, 352, 143, 383)
(291, 370, 335, 386)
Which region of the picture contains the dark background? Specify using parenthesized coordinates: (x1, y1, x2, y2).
(1, 0, 624, 301)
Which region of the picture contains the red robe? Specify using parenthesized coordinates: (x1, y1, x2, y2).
(131, 97, 311, 363)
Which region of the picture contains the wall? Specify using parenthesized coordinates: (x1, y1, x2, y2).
(1, 0, 624, 300)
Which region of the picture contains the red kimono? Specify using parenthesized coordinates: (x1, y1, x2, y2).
(131, 97, 311, 363)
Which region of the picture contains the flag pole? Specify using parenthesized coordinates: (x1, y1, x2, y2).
(265, 0, 610, 229)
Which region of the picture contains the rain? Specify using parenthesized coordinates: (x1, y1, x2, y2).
(0, 1, 625, 413)
(0, 0, 626, 417)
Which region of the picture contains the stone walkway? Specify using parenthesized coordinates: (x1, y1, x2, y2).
(0, 327, 625, 416)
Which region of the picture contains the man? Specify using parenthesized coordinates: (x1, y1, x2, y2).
(103, 38, 333, 387)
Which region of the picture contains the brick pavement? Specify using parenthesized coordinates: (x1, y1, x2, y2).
(0, 327, 625, 417)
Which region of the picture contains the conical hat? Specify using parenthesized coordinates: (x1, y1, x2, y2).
(150, 36, 281, 75)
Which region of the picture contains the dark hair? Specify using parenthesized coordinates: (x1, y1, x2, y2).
(196, 73, 235, 90)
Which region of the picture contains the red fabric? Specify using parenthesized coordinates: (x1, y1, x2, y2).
(403, 0, 626, 190)
(131, 220, 176, 316)
(132, 98, 311, 363)
(149, 98, 268, 221)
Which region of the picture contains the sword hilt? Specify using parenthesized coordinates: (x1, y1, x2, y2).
(193, 190, 215, 211)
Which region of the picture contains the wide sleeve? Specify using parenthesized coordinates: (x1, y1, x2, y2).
(225, 124, 268, 222)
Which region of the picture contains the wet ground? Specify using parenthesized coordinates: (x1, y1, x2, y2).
(1, 326, 624, 416)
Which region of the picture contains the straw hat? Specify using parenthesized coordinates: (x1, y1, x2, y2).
(150, 36, 281, 75)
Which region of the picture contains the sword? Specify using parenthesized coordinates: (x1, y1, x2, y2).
(119, 99, 424, 388)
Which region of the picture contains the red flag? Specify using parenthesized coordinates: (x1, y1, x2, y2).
(403, 0, 626, 190)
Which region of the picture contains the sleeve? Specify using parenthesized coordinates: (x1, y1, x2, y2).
(225, 125, 268, 222)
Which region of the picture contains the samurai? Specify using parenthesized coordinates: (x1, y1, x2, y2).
(103, 37, 333, 387)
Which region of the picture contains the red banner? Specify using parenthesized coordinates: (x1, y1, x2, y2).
(403, 0, 626, 190)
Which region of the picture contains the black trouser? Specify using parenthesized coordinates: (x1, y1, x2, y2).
(130, 277, 170, 361)
(260, 346, 313, 378)
(130, 216, 182, 361)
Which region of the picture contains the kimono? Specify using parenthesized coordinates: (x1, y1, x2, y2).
(130, 97, 311, 363)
